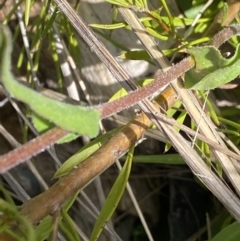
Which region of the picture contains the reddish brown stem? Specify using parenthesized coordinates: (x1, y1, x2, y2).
(97, 57, 194, 117)
(0, 128, 68, 172)
(0, 57, 193, 173)
(0, 24, 239, 173)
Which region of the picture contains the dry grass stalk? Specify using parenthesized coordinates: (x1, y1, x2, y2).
(118, 7, 240, 219)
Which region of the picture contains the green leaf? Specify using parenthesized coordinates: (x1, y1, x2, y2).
(54, 126, 123, 177)
(90, 22, 127, 30)
(35, 216, 53, 241)
(61, 209, 81, 241)
(210, 222, 240, 241)
(198, 90, 220, 126)
(109, 78, 153, 101)
(146, 26, 169, 40)
(63, 190, 81, 212)
(124, 153, 185, 165)
(0, 26, 100, 138)
(185, 44, 240, 90)
(0, 199, 36, 241)
(32, 114, 79, 143)
(166, 100, 182, 117)
(90, 145, 134, 241)
(120, 50, 151, 61)
(25, 0, 31, 26)
(32, 113, 55, 133)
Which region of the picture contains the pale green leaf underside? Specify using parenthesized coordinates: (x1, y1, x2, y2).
(32, 114, 80, 143)
(185, 44, 240, 90)
(0, 26, 100, 138)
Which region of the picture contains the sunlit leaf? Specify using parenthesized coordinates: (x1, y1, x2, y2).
(0, 199, 36, 241)
(90, 145, 134, 241)
(35, 216, 53, 241)
(185, 44, 240, 90)
(54, 126, 123, 177)
(90, 22, 127, 30)
(0, 26, 100, 137)
(124, 153, 185, 165)
(25, 0, 31, 26)
(109, 78, 153, 101)
(61, 209, 81, 241)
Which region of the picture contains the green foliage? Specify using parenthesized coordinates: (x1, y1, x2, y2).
(90, 145, 135, 241)
(109, 78, 154, 101)
(0, 26, 100, 137)
(24, 0, 31, 26)
(32, 114, 80, 143)
(0, 199, 36, 241)
(123, 153, 185, 165)
(185, 44, 240, 90)
(210, 222, 240, 241)
(35, 216, 53, 241)
(177, 0, 224, 19)
(1, 0, 240, 240)
(54, 126, 124, 177)
(60, 209, 81, 241)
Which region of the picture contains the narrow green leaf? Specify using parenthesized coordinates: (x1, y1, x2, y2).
(61, 209, 81, 241)
(124, 153, 185, 165)
(63, 190, 81, 212)
(32, 107, 79, 143)
(159, 0, 174, 32)
(32, 113, 55, 133)
(41, 8, 58, 39)
(35, 216, 53, 241)
(174, 110, 187, 132)
(54, 126, 123, 177)
(134, 0, 146, 8)
(198, 91, 220, 126)
(0, 26, 100, 137)
(121, 49, 176, 60)
(90, 145, 135, 241)
(218, 117, 240, 130)
(3, 0, 24, 25)
(90, 22, 127, 30)
(120, 50, 151, 60)
(0, 199, 36, 241)
(217, 129, 240, 137)
(146, 26, 169, 40)
(25, 0, 31, 26)
(0, 184, 15, 204)
(166, 100, 182, 117)
(59, 220, 78, 241)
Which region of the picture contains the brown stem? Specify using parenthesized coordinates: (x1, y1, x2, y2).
(0, 7, 239, 236)
(20, 112, 152, 224)
(97, 57, 194, 118)
(0, 128, 68, 172)
(0, 57, 193, 173)
(0, 25, 240, 172)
